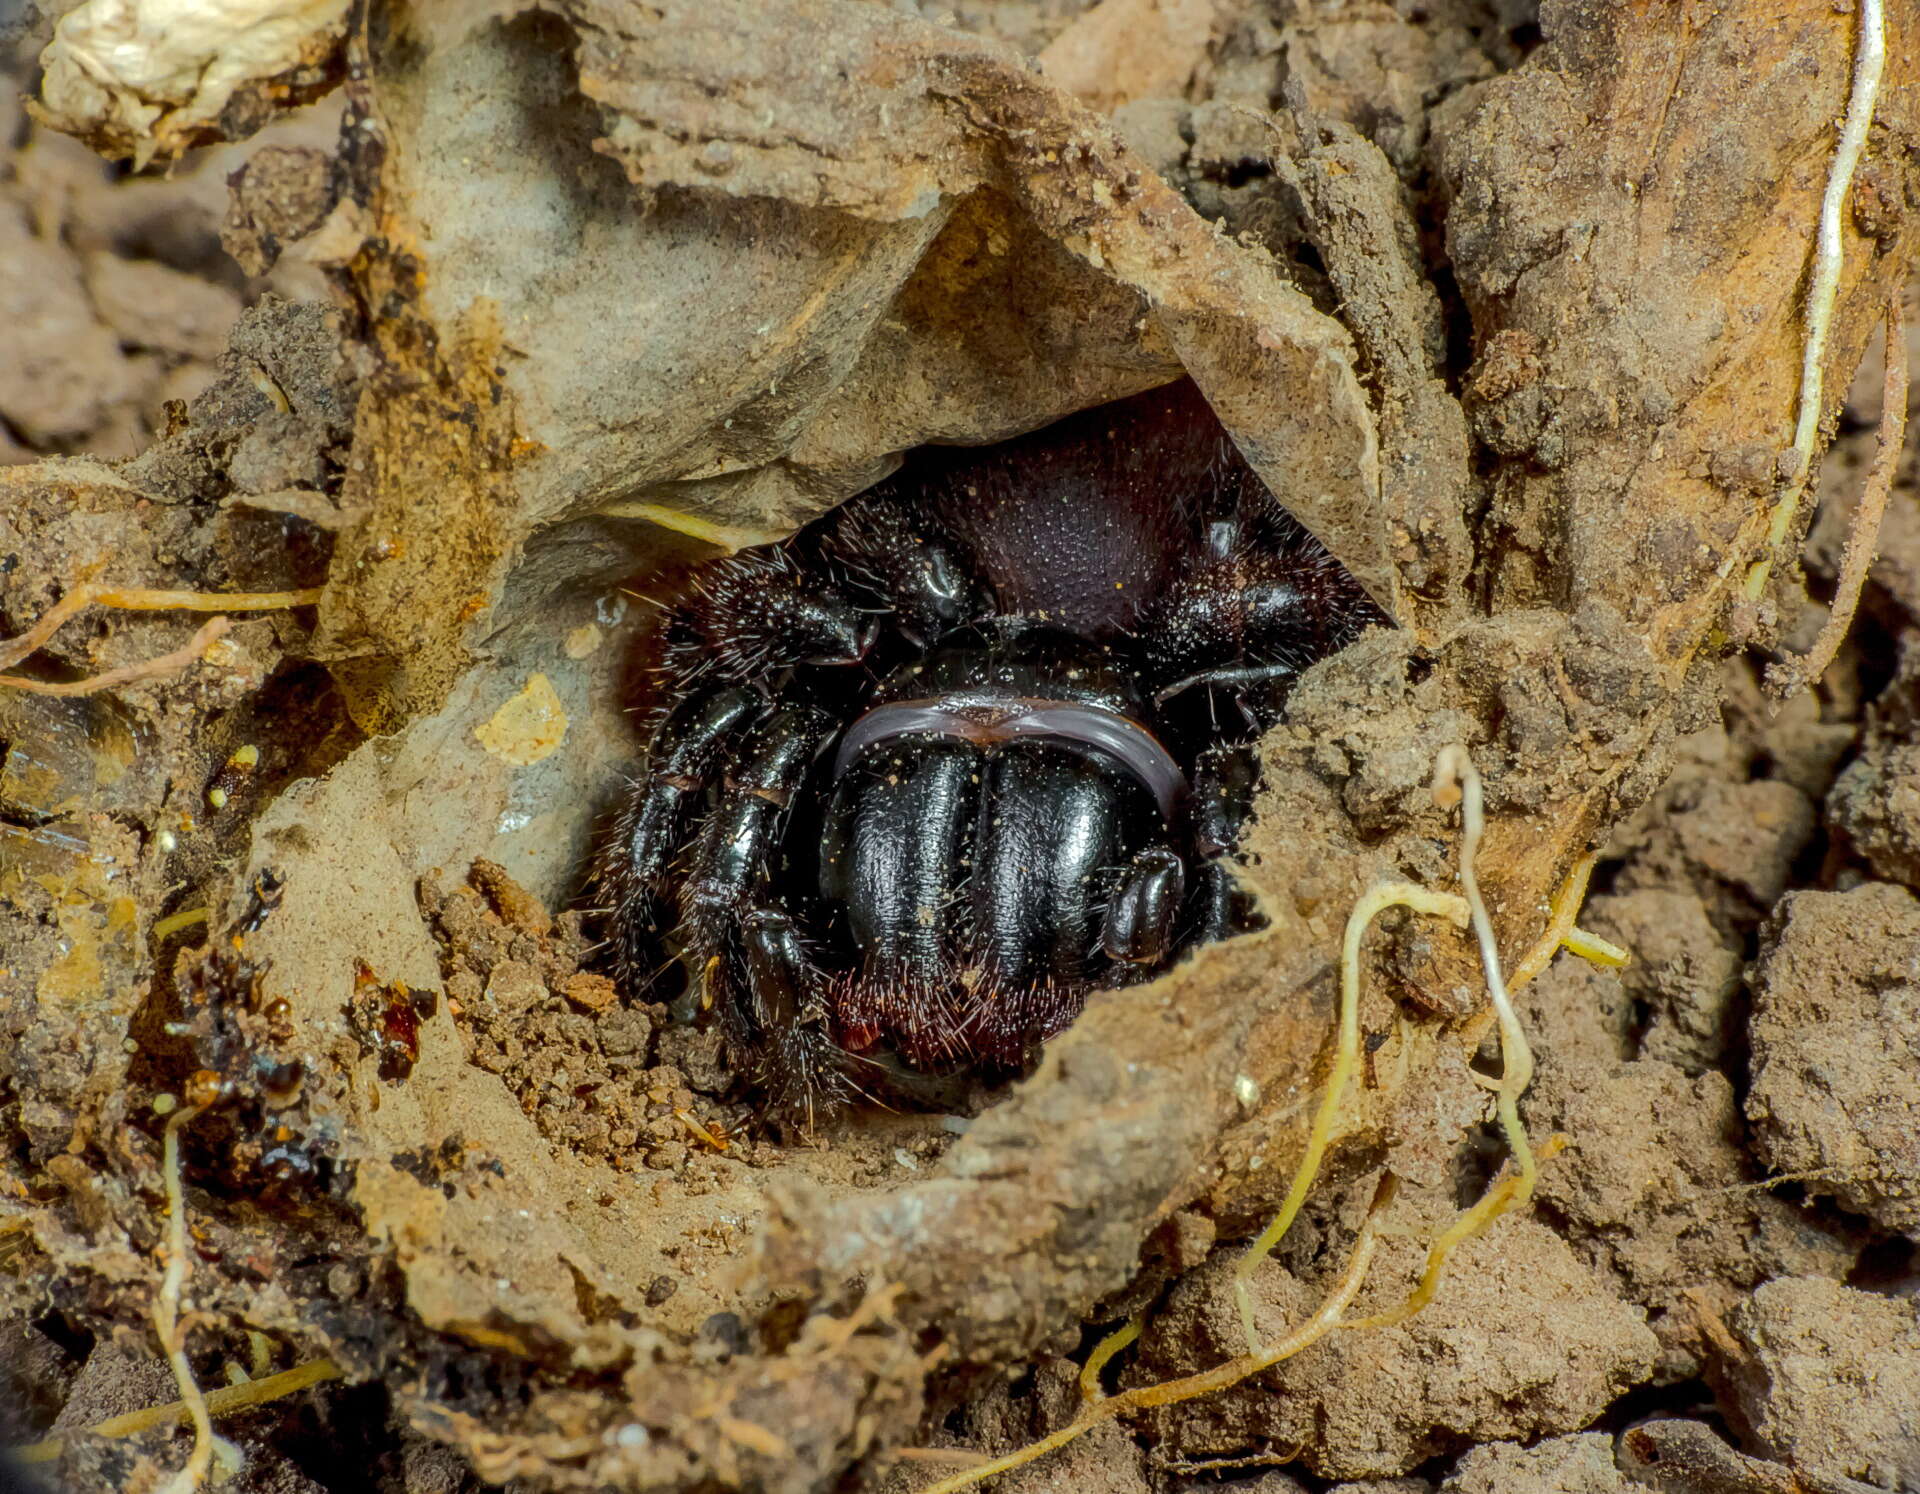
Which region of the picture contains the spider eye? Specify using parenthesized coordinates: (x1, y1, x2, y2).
(908, 546, 981, 633)
(921, 548, 963, 601)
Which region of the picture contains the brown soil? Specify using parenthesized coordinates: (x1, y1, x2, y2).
(3, 4, 1920, 1494)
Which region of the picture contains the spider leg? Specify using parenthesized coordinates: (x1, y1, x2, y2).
(678, 702, 838, 1051)
(1141, 547, 1328, 727)
(1142, 500, 1385, 731)
(818, 486, 989, 642)
(1190, 744, 1263, 943)
(671, 548, 877, 684)
(600, 684, 766, 992)
(1138, 496, 1383, 950)
(739, 909, 850, 1112)
(1100, 845, 1187, 965)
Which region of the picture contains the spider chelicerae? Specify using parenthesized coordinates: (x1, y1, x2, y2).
(599, 379, 1384, 1112)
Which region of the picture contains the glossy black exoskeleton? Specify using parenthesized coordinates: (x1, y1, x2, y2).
(599, 380, 1385, 1111)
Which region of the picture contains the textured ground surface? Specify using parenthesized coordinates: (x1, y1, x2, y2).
(2, 3, 1919, 1493)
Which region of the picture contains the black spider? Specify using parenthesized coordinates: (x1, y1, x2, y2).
(599, 380, 1385, 1112)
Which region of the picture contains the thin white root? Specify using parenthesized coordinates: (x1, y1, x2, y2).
(1232, 879, 1467, 1350)
(0, 581, 322, 690)
(0, 616, 232, 697)
(1744, 0, 1887, 601)
(1431, 747, 1536, 1206)
(1345, 1133, 1569, 1330)
(1078, 1316, 1141, 1403)
(915, 1178, 1396, 1494)
(1560, 925, 1629, 971)
(1339, 744, 1556, 1328)
(1508, 854, 1629, 993)
(153, 1101, 222, 1494)
(10, 1360, 343, 1467)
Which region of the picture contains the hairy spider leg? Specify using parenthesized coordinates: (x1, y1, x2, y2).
(680, 705, 839, 951)
(602, 685, 767, 992)
(739, 910, 851, 1114)
(679, 704, 839, 1032)
(663, 547, 877, 687)
(817, 494, 990, 643)
(1142, 526, 1373, 721)
(1137, 484, 1385, 944)
(1188, 745, 1263, 943)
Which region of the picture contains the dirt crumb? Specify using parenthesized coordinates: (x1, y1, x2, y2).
(1534, 1057, 1859, 1380)
(1828, 640, 1920, 891)
(0, 1319, 76, 1442)
(222, 144, 340, 275)
(83, 249, 246, 361)
(1723, 1277, 1920, 1491)
(1143, 1215, 1658, 1478)
(1582, 888, 1740, 1075)
(118, 293, 356, 504)
(1439, 1433, 1628, 1494)
(0, 197, 138, 445)
(1746, 882, 1920, 1236)
(1514, 956, 1635, 1076)
(469, 855, 555, 938)
(1613, 777, 1816, 940)
(421, 863, 742, 1171)
(47, 1343, 178, 1433)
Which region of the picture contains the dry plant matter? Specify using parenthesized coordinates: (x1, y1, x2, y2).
(10, 1360, 344, 1469)
(11, 1087, 341, 1482)
(1767, 298, 1912, 694)
(0, 579, 322, 694)
(0, 478, 346, 1473)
